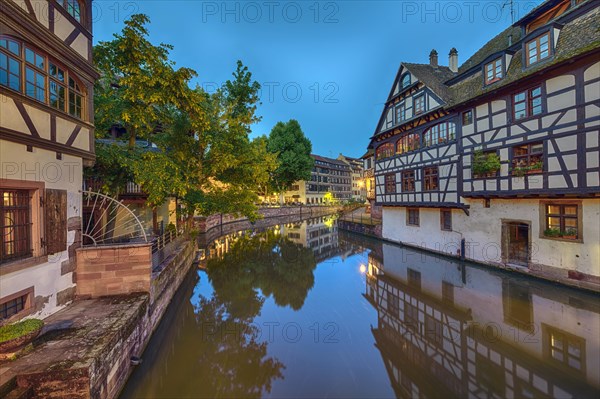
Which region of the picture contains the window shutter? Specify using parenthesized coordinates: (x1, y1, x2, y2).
(44, 189, 67, 255)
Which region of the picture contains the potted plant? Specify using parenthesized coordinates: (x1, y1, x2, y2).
(562, 228, 578, 239)
(512, 161, 543, 177)
(472, 150, 501, 178)
(0, 319, 44, 361)
(543, 228, 561, 238)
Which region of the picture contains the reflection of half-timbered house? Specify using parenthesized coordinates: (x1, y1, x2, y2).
(371, 0, 600, 289)
(0, 0, 98, 319)
(365, 242, 600, 397)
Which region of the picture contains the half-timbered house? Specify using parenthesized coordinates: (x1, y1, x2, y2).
(371, 0, 600, 288)
(0, 0, 98, 320)
(365, 241, 600, 397)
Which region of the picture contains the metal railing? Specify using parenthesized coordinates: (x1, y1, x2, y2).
(151, 230, 183, 270)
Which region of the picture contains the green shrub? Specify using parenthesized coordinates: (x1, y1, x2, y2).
(0, 319, 44, 344)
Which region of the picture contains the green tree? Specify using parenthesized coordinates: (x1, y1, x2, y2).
(90, 15, 276, 223)
(265, 120, 314, 200)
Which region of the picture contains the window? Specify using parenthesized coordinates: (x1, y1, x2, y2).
(441, 210, 452, 231)
(407, 208, 419, 226)
(545, 203, 580, 239)
(462, 110, 473, 126)
(414, 95, 425, 114)
(376, 143, 395, 160)
(64, 0, 82, 22)
(395, 103, 406, 123)
(472, 150, 500, 179)
(0, 39, 21, 91)
(425, 315, 443, 347)
(407, 268, 421, 289)
(404, 303, 419, 330)
(385, 173, 396, 194)
(401, 170, 415, 192)
(423, 166, 439, 191)
(401, 73, 411, 89)
(543, 325, 585, 374)
(485, 58, 503, 84)
(423, 122, 456, 147)
(1, 190, 32, 264)
(0, 288, 33, 320)
(0, 36, 86, 119)
(396, 133, 420, 154)
(512, 142, 543, 175)
(513, 86, 542, 120)
(387, 291, 399, 316)
(526, 32, 551, 66)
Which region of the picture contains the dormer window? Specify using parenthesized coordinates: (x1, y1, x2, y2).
(414, 95, 425, 115)
(526, 32, 551, 66)
(401, 74, 411, 89)
(485, 58, 503, 84)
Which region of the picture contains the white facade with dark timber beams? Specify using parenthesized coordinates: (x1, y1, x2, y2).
(0, 0, 98, 320)
(370, 0, 600, 290)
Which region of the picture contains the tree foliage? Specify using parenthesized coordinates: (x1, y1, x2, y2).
(90, 15, 276, 221)
(265, 119, 314, 194)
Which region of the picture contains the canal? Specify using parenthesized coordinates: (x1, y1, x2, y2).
(120, 215, 600, 398)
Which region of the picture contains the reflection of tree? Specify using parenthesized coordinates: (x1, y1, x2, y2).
(190, 296, 285, 398)
(207, 230, 318, 314)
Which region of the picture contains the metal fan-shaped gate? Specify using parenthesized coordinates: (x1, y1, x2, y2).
(81, 190, 147, 246)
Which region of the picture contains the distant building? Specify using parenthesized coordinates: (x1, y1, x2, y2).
(338, 154, 366, 201)
(284, 154, 352, 204)
(369, 0, 600, 288)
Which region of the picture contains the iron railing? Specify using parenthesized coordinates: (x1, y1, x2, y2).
(151, 230, 183, 270)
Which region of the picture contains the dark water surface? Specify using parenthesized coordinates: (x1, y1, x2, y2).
(121, 216, 600, 398)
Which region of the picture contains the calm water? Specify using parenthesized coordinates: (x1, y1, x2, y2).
(121, 216, 600, 399)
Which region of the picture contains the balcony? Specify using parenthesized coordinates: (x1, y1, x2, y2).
(83, 178, 147, 197)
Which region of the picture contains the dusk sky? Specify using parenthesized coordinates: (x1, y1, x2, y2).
(92, 0, 545, 158)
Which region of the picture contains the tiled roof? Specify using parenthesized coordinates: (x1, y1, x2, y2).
(312, 154, 350, 166)
(402, 63, 456, 103)
(448, 5, 600, 107)
(457, 26, 522, 74)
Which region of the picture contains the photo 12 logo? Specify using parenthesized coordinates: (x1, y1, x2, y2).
(200, 2, 340, 24)
(201, 81, 340, 104)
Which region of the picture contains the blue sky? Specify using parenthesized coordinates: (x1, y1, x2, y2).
(92, 0, 544, 158)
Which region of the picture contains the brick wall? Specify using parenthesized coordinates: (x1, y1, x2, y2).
(75, 244, 152, 298)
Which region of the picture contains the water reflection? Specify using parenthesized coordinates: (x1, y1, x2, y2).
(365, 239, 600, 398)
(121, 217, 600, 399)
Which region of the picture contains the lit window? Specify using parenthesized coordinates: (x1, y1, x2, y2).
(485, 58, 503, 84)
(376, 143, 395, 160)
(423, 166, 439, 191)
(545, 204, 580, 240)
(401, 170, 415, 192)
(424, 122, 456, 147)
(512, 142, 543, 175)
(396, 133, 420, 154)
(526, 32, 551, 66)
(1, 190, 32, 264)
(513, 86, 542, 120)
(385, 173, 396, 194)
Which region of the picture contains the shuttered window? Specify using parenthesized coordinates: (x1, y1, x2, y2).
(44, 189, 67, 255)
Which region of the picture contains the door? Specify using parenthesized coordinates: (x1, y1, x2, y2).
(504, 222, 529, 266)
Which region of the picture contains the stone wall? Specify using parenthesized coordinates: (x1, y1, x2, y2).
(195, 206, 340, 232)
(75, 244, 152, 298)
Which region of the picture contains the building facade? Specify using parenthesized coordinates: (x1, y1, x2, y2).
(370, 0, 600, 289)
(284, 154, 352, 204)
(338, 154, 366, 201)
(0, 0, 98, 320)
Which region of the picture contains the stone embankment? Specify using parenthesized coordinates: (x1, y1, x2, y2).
(0, 239, 196, 399)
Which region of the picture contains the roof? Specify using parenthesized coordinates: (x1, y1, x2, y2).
(449, 5, 600, 107)
(457, 26, 522, 74)
(360, 149, 374, 159)
(402, 63, 456, 103)
(311, 154, 350, 167)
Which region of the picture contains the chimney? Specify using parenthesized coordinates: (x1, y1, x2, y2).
(429, 49, 438, 68)
(449, 48, 458, 73)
